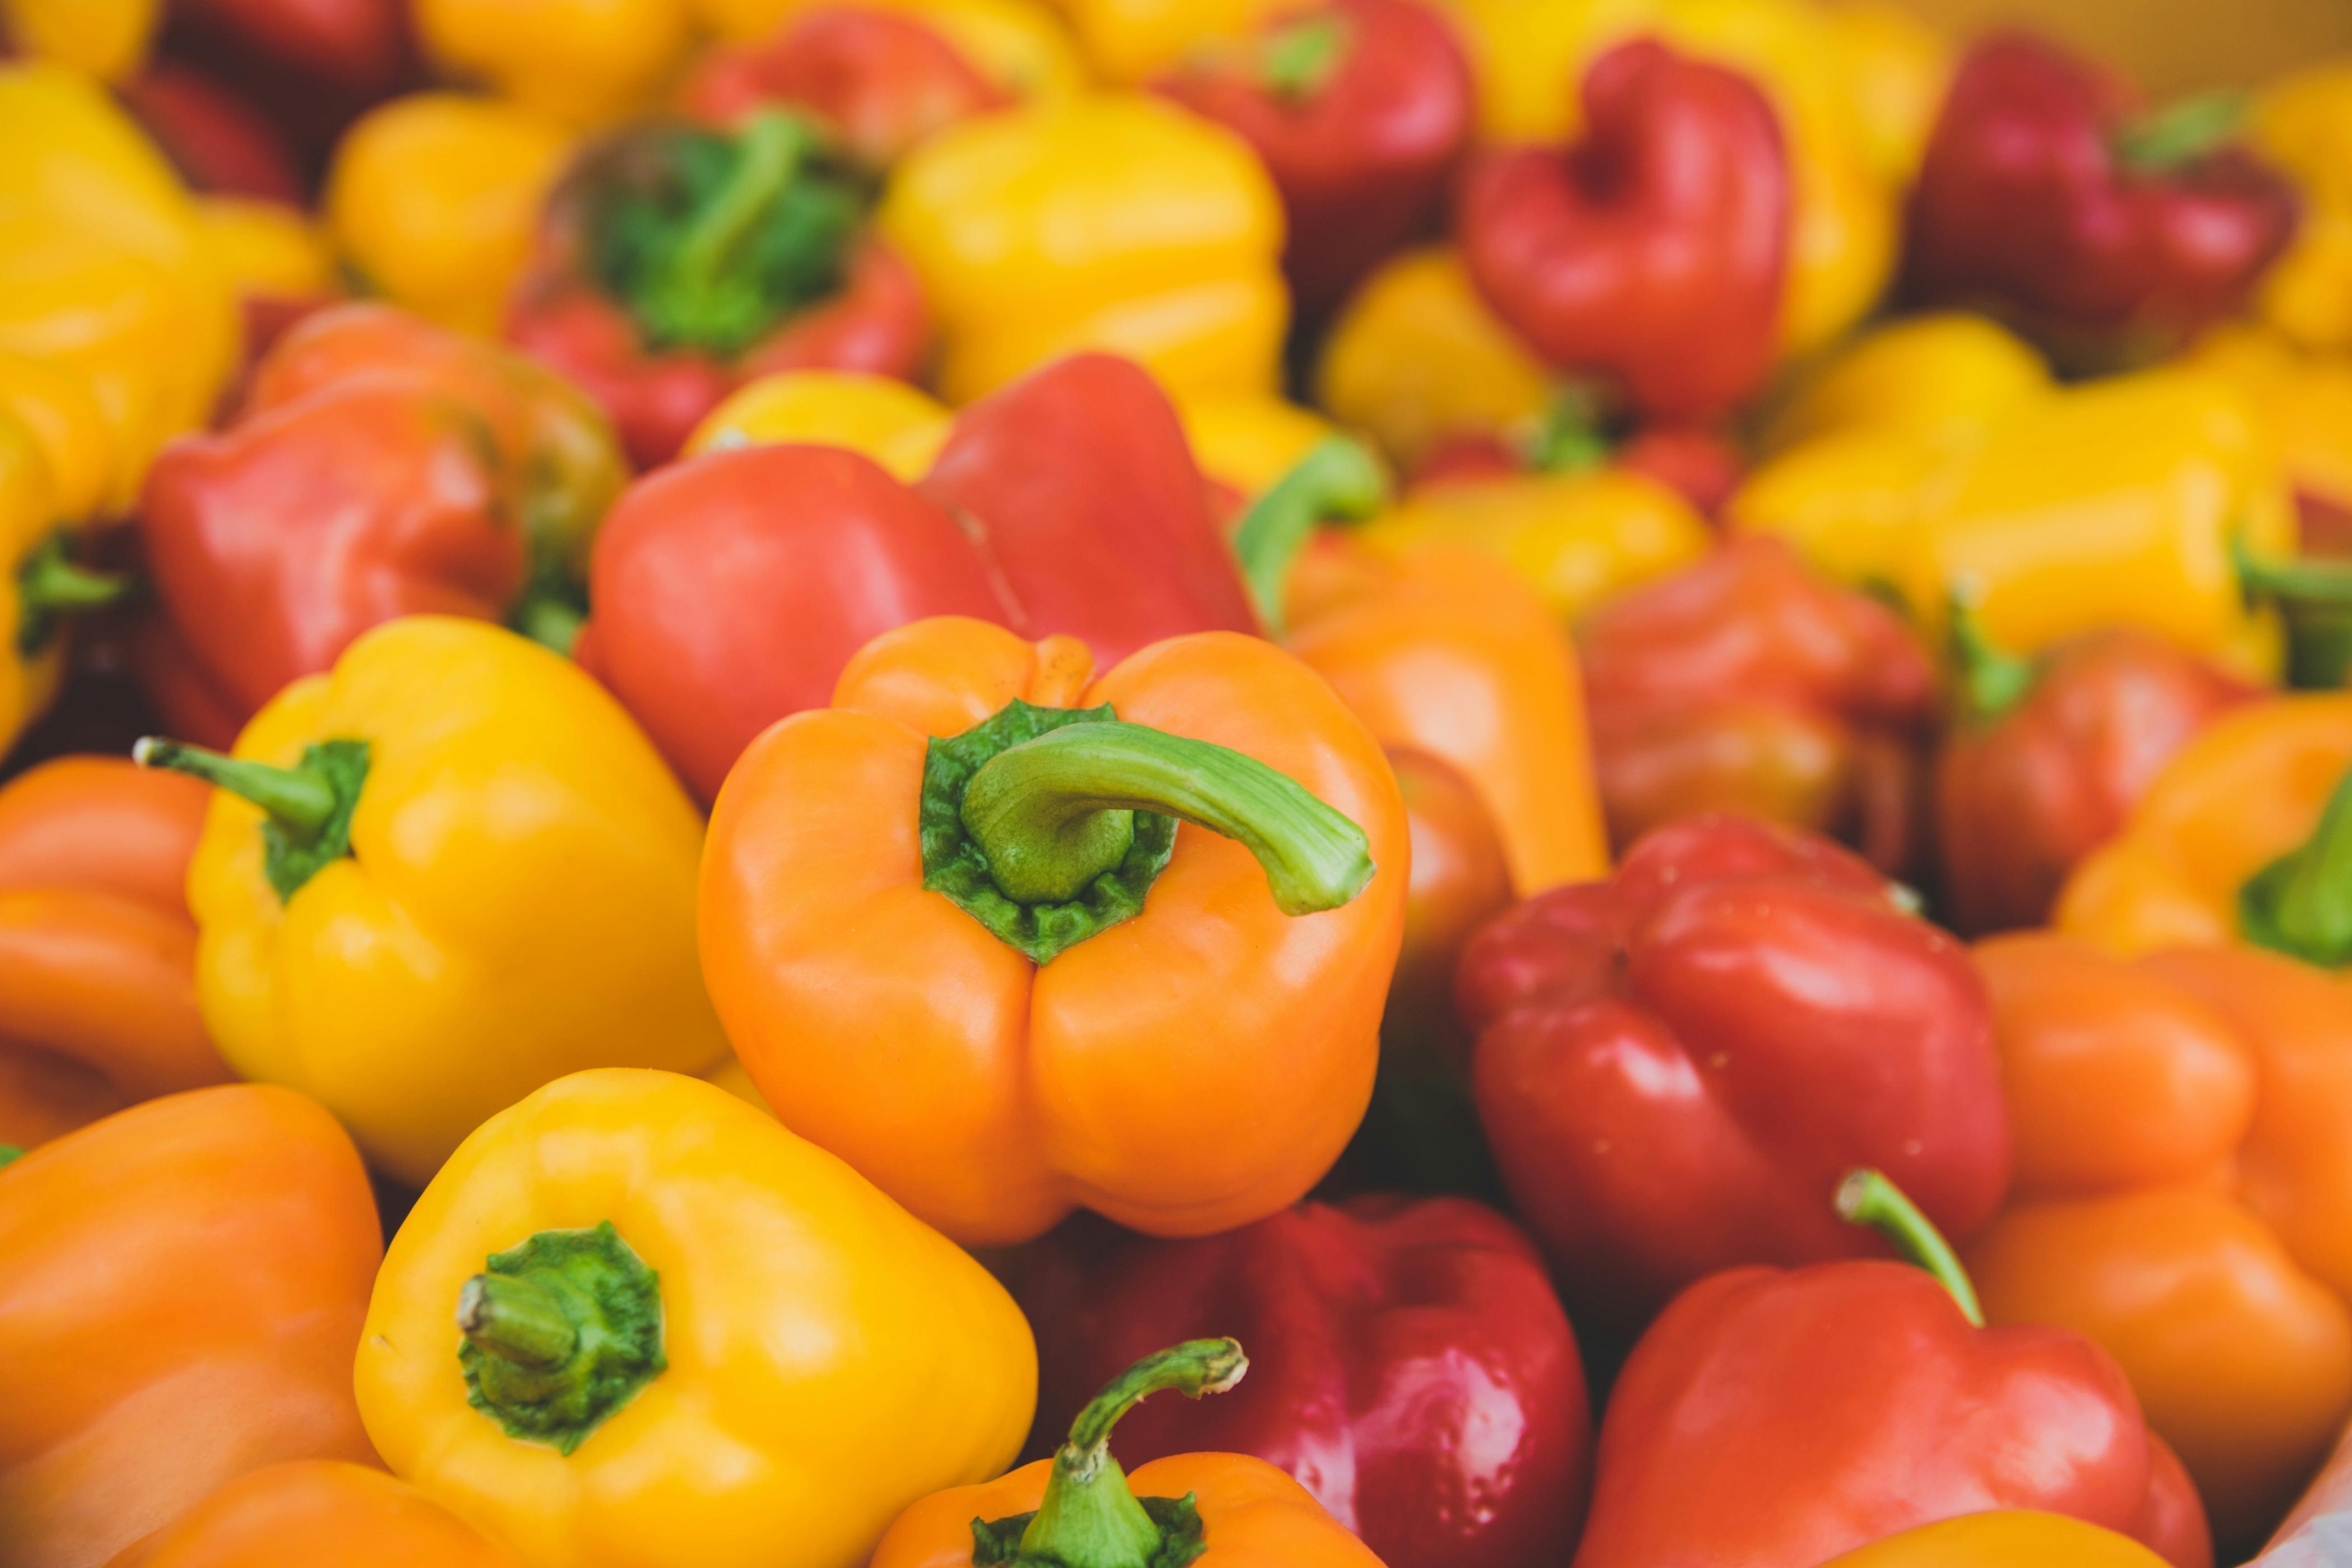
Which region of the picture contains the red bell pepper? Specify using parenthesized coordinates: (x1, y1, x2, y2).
(1455, 814, 2009, 1333)
(170, 0, 411, 100)
(1936, 619, 2256, 936)
(1016, 1196, 1590, 1568)
(1455, 39, 1789, 420)
(1576, 537, 1940, 878)
(1410, 393, 1746, 519)
(134, 304, 627, 739)
(679, 4, 1008, 170)
(1572, 1170, 2210, 1568)
(1155, 0, 1473, 318)
(1903, 33, 2299, 363)
(578, 352, 1260, 802)
(504, 113, 928, 468)
(116, 62, 306, 204)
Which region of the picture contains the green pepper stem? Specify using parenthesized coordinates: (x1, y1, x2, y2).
(0, 1145, 21, 1171)
(959, 721, 1374, 913)
(133, 738, 338, 838)
(2240, 763, 2352, 968)
(666, 112, 810, 318)
(458, 1273, 580, 1370)
(1230, 435, 1387, 634)
(1259, 12, 1352, 100)
(17, 547, 130, 614)
(2113, 88, 2246, 171)
(1525, 386, 1612, 474)
(515, 592, 587, 657)
(2237, 539, 2352, 689)
(1947, 594, 2040, 722)
(1836, 1168, 1984, 1327)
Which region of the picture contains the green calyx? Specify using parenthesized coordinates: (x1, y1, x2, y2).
(971, 1340, 1247, 1568)
(458, 1220, 665, 1457)
(922, 700, 1375, 965)
(2237, 539, 2352, 690)
(1259, 12, 1352, 101)
(2240, 762, 2352, 968)
(588, 111, 865, 359)
(2113, 88, 2246, 172)
(0, 1145, 22, 1171)
(1946, 592, 2041, 722)
(512, 571, 589, 656)
(1524, 387, 1613, 475)
(1230, 435, 1387, 636)
(15, 532, 132, 657)
(134, 736, 370, 903)
(1836, 1168, 1984, 1327)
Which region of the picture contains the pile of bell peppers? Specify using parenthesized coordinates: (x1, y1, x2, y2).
(9, 2, 2352, 1567)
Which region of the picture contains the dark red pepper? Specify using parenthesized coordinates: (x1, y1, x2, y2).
(1155, 0, 1473, 318)
(116, 62, 306, 204)
(1017, 1196, 1591, 1568)
(1903, 32, 2299, 365)
(1411, 408, 1745, 519)
(1455, 814, 2009, 1334)
(1455, 39, 1789, 420)
(170, 0, 410, 100)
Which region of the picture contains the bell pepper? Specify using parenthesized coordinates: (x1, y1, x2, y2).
(1758, 310, 2054, 455)
(1044, 0, 1273, 84)
(585, 353, 1257, 802)
(0, 396, 134, 759)
(171, 0, 410, 102)
(1903, 33, 2300, 367)
(1406, 393, 1747, 520)
(878, 92, 1287, 402)
(0, 64, 240, 514)
(2185, 324, 2352, 552)
(1816, 1513, 2178, 1568)
(324, 93, 575, 337)
(871, 1337, 1384, 1568)
(1822, 0, 1953, 189)
(0, 1083, 381, 1568)
(1456, 39, 1790, 421)
(1576, 535, 1941, 878)
(1571, 1169, 2210, 1568)
(0, 0, 157, 79)
(136, 616, 731, 1188)
(1938, 622, 2257, 936)
(2056, 693, 2352, 964)
(1016, 1197, 1590, 1568)
(2251, 62, 2352, 354)
(684, 367, 954, 475)
(118, 62, 306, 205)
(1154, 0, 1473, 319)
(504, 113, 930, 468)
(1455, 813, 2009, 1332)
(113, 1464, 518, 1568)
(357, 1067, 1034, 1568)
(135, 303, 626, 741)
(1173, 389, 1337, 500)
(414, 0, 689, 127)
(1963, 934, 2352, 1554)
(702, 615, 1406, 1244)
(693, 0, 1089, 98)
(0, 757, 226, 1152)
(192, 198, 342, 386)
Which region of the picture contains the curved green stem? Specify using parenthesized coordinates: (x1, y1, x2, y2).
(16, 533, 133, 656)
(459, 1273, 580, 1370)
(670, 112, 808, 299)
(1947, 594, 2040, 722)
(2241, 763, 2352, 968)
(2114, 89, 2245, 172)
(1525, 386, 1612, 474)
(2237, 539, 2352, 689)
(1836, 1168, 1984, 1327)
(1230, 435, 1387, 634)
(135, 736, 371, 903)
(458, 1220, 665, 1457)
(1260, 13, 1352, 100)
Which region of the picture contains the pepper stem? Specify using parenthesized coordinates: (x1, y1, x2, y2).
(1230, 435, 1387, 634)
(459, 1273, 580, 1370)
(0, 1145, 21, 1170)
(1525, 386, 1612, 474)
(1836, 1168, 1984, 1327)
(15, 533, 133, 656)
(2236, 539, 2352, 689)
(670, 111, 808, 301)
(456, 1220, 665, 1457)
(514, 590, 587, 657)
(1947, 593, 2040, 721)
(2113, 89, 2246, 171)
(1259, 12, 1352, 101)
(2241, 763, 2352, 968)
(133, 737, 338, 834)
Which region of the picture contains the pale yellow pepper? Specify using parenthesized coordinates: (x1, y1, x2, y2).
(684, 371, 954, 479)
(2251, 59, 2352, 354)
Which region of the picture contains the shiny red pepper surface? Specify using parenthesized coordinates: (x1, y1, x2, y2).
(1903, 33, 2300, 362)
(1455, 815, 2009, 1331)
(1455, 39, 1789, 419)
(1156, 0, 1473, 318)
(1018, 1196, 1590, 1568)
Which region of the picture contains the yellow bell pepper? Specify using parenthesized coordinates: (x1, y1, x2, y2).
(415, 0, 690, 127)
(1731, 367, 2297, 681)
(684, 371, 953, 479)
(1814, 1511, 2173, 1568)
(878, 92, 1288, 404)
(325, 92, 574, 338)
(1039, 0, 1272, 85)
(357, 1067, 1036, 1568)
(139, 616, 731, 1188)
(1175, 390, 1337, 497)
(1822, 0, 1951, 189)
(0, 349, 122, 750)
(692, 0, 1088, 101)
(0, 0, 158, 81)
(2251, 60, 2352, 354)
(195, 197, 340, 305)
(0, 64, 239, 514)
(1439, 0, 1651, 143)
(0, 353, 113, 528)
(1315, 247, 1553, 473)
(2187, 323, 2352, 522)
(1761, 312, 2053, 454)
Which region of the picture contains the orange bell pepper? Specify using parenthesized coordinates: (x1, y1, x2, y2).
(869, 1338, 1383, 1568)
(0, 756, 228, 1151)
(699, 617, 1407, 1247)
(1817, 1510, 2176, 1567)
(2056, 694, 2352, 962)
(109, 1462, 521, 1568)
(0, 1084, 382, 1568)
(1965, 933, 2352, 1553)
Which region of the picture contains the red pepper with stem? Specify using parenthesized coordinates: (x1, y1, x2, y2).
(1455, 814, 2009, 1334)
(1412, 390, 1746, 519)
(505, 111, 927, 468)
(1014, 1197, 1590, 1568)
(1154, 0, 1473, 319)
(1903, 33, 2300, 366)
(1571, 1169, 2210, 1568)
(1455, 39, 1789, 421)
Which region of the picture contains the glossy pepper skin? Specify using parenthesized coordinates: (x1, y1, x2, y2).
(701, 616, 1406, 1245)
(357, 1068, 1035, 1568)
(1016, 1197, 1592, 1568)
(1816, 1512, 2178, 1568)
(1577, 536, 1941, 879)
(0, 758, 226, 1152)
(110, 1462, 521, 1568)
(1937, 627, 2255, 935)
(146, 617, 731, 1189)
(1964, 934, 2352, 1554)
(1456, 814, 2009, 1331)
(1155, 0, 1472, 318)
(1457, 40, 1790, 421)
(1905, 34, 2300, 366)
(0, 1084, 381, 1568)
(136, 304, 628, 743)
